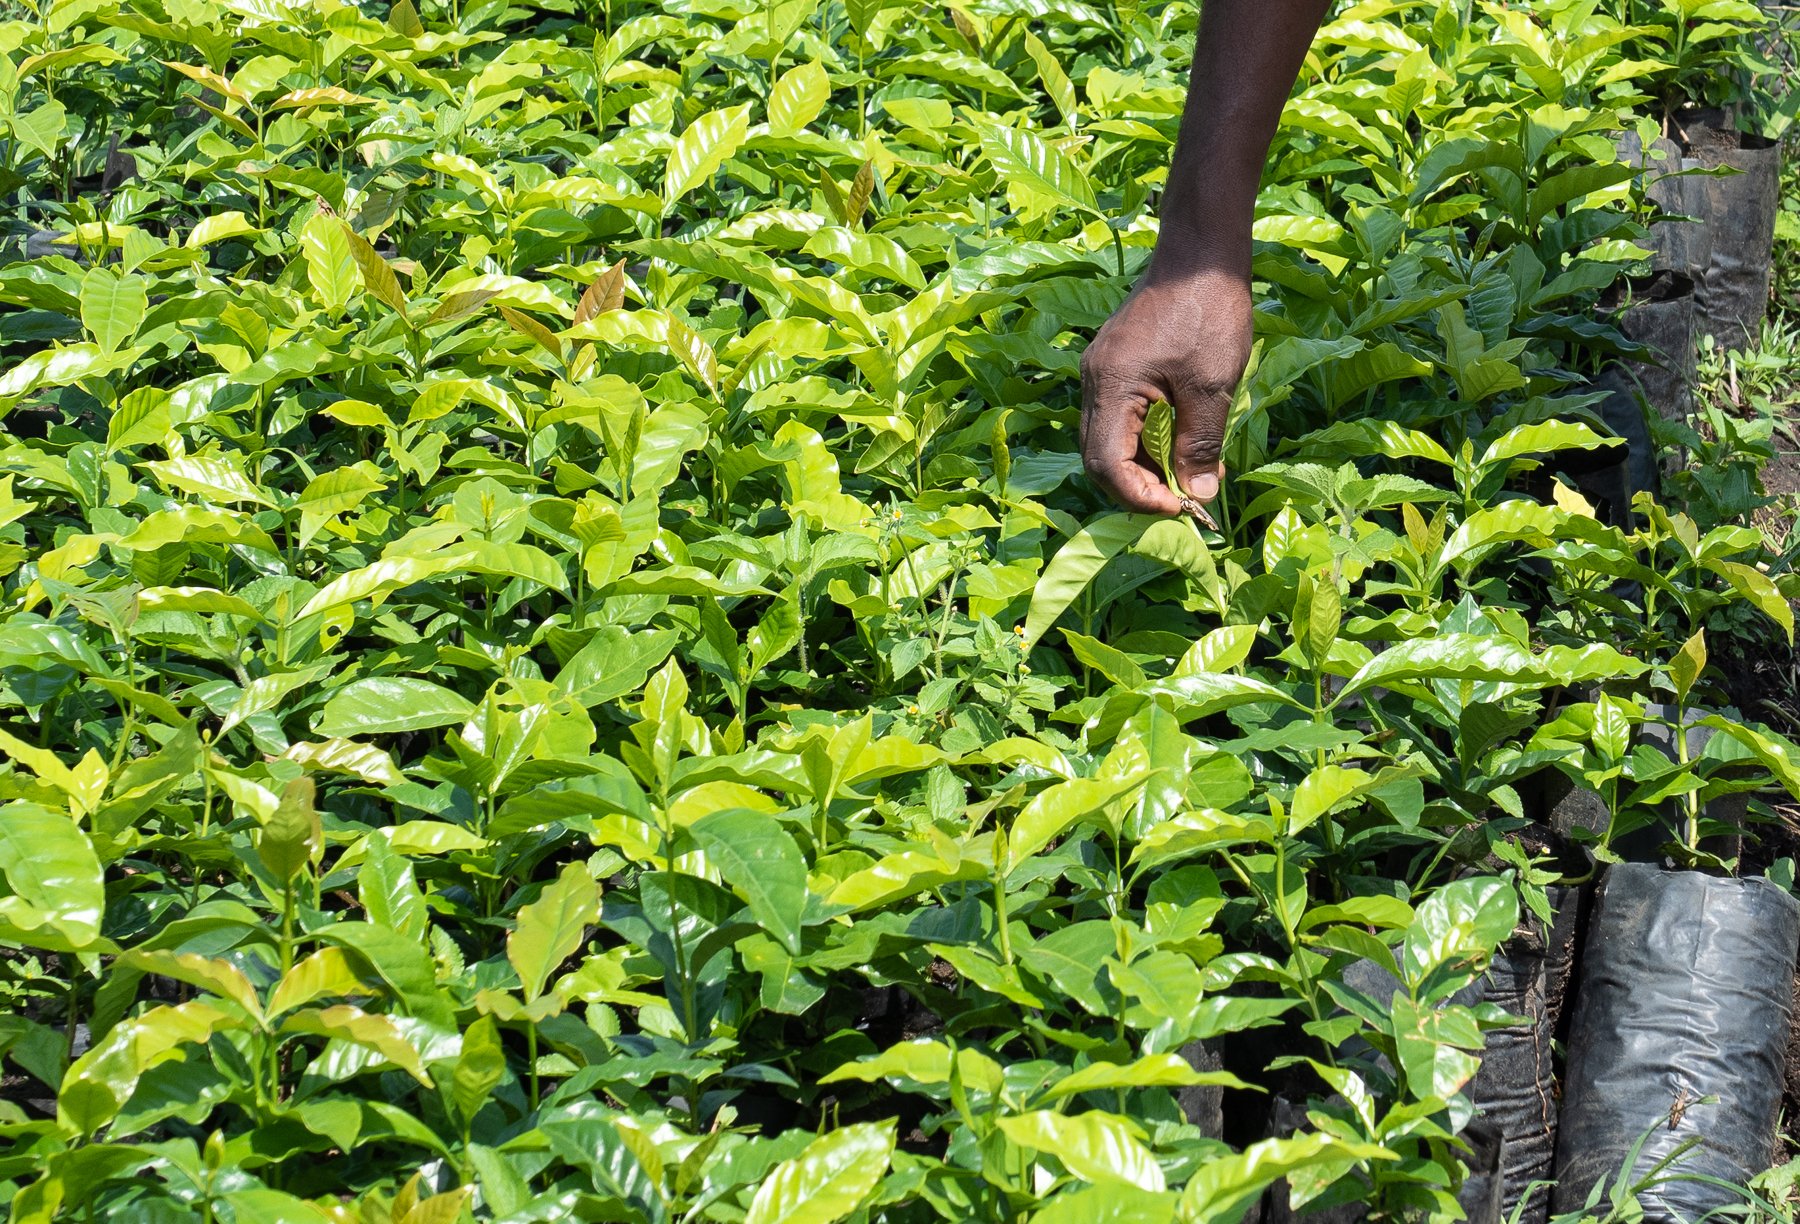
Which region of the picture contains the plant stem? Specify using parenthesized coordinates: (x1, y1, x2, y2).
(992, 863, 1013, 965)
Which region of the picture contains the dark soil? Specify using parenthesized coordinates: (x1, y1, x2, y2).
(1763, 450, 1800, 502)
(1786, 973, 1800, 1156)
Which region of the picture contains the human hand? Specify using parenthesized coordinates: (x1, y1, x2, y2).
(1078, 263, 1253, 516)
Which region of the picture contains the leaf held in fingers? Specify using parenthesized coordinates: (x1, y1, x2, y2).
(1142, 399, 1176, 496)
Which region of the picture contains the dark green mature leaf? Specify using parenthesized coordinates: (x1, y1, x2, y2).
(691, 808, 808, 954)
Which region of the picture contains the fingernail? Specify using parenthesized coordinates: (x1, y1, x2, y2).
(1191, 472, 1218, 502)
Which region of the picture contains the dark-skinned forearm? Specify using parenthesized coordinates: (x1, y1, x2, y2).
(1149, 0, 1332, 283)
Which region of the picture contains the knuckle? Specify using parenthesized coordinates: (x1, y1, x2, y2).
(1176, 432, 1221, 465)
(1171, 368, 1237, 403)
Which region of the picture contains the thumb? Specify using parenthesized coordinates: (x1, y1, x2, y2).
(1168, 383, 1231, 504)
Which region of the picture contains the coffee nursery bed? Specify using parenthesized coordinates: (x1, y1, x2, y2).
(1, 0, 1799, 1221)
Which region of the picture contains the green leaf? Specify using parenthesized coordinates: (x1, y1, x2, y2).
(997, 1110, 1166, 1191)
(341, 222, 408, 317)
(508, 861, 600, 1003)
(1706, 559, 1795, 641)
(449, 1014, 505, 1127)
(1032, 1186, 1175, 1223)
(318, 678, 475, 736)
(260, 777, 321, 883)
(1477, 420, 1617, 471)
(358, 836, 428, 940)
(280, 1006, 431, 1084)
(1401, 876, 1518, 990)
(555, 627, 679, 707)
(300, 212, 357, 312)
(1023, 31, 1078, 128)
(80, 269, 147, 354)
(768, 61, 829, 136)
(1438, 501, 1565, 569)
(690, 808, 807, 954)
(267, 947, 374, 1015)
(1180, 1132, 1394, 1221)
(0, 801, 104, 947)
(1289, 765, 1376, 836)
(820, 1039, 1005, 1095)
(1009, 776, 1143, 871)
(1593, 693, 1631, 763)
(12, 99, 67, 157)
(1173, 625, 1259, 676)
(1140, 672, 1306, 718)
(127, 950, 265, 1021)
(60, 1001, 233, 1135)
(744, 1121, 896, 1224)
(1670, 628, 1706, 703)
(1142, 399, 1176, 494)
(978, 122, 1098, 217)
(1698, 717, 1800, 800)
(1391, 993, 1482, 1100)
(142, 456, 273, 507)
(1340, 634, 1647, 699)
(1041, 1054, 1248, 1102)
(1023, 513, 1156, 648)
(664, 103, 753, 209)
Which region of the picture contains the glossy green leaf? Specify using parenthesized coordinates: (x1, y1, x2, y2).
(1024, 513, 1156, 648)
(508, 861, 600, 1002)
(0, 801, 105, 947)
(997, 1109, 1166, 1191)
(744, 1121, 896, 1224)
(80, 269, 146, 354)
(300, 211, 357, 311)
(978, 122, 1098, 217)
(665, 103, 753, 208)
(318, 678, 475, 736)
(691, 808, 808, 954)
(1180, 1132, 1394, 1221)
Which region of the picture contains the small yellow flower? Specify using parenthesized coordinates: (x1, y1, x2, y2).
(1019, 663, 1031, 675)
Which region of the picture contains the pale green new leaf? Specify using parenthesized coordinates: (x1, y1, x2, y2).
(978, 123, 1098, 217)
(508, 861, 600, 1003)
(664, 103, 752, 210)
(998, 1110, 1166, 1191)
(300, 212, 358, 311)
(744, 1121, 896, 1224)
(80, 269, 147, 354)
(768, 61, 828, 136)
